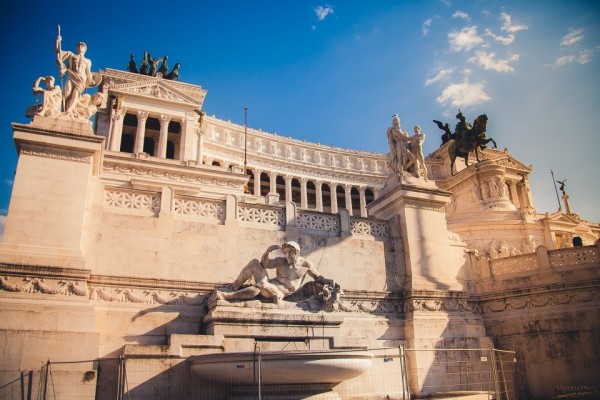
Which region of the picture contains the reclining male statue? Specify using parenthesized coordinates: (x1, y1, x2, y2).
(215, 241, 339, 305)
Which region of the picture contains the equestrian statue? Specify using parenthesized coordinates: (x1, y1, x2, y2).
(434, 111, 497, 175)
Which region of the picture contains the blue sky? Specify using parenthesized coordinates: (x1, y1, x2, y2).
(0, 0, 598, 231)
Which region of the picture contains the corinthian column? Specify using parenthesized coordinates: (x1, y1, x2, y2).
(109, 109, 126, 151)
(344, 184, 353, 216)
(315, 180, 323, 212)
(330, 183, 339, 214)
(157, 114, 172, 158)
(133, 111, 149, 154)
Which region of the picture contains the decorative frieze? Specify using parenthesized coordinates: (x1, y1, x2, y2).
(480, 287, 600, 313)
(20, 145, 92, 164)
(103, 162, 244, 188)
(89, 286, 208, 305)
(104, 188, 160, 214)
(0, 276, 88, 296)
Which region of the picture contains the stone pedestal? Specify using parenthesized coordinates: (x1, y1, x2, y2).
(368, 176, 492, 396)
(0, 123, 104, 268)
(368, 175, 466, 291)
(204, 299, 345, 352)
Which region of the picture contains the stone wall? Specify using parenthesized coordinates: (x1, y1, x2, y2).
(472, 244, 600, 399)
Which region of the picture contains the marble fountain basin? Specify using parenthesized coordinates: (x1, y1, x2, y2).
(189, 349, 373, 394)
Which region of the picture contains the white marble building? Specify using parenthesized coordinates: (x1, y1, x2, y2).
(0, 66, 599, 399)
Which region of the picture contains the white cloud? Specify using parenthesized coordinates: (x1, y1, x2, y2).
(422, 18, 432, 36)
(551, 48, 595, 67)
(485, 28, 515, 45)
(553, 55, 576, 66)
(578, 48, 594, 64)
(500, 12, 528, 34)
(561, 28, 585, 46)
(425, 68, 455, 86)
(314, 5, 334, 21)
(452, 10, 470, 21)
(449, 26, 484, 52)
(469, 51, 520, 72)
(436, 81, 491, 108)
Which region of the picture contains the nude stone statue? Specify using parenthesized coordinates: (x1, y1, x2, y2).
(215, 241, 339, 305)
(55, 33, 97, 114)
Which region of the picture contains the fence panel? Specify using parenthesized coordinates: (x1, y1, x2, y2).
(0, 348, 516, 399)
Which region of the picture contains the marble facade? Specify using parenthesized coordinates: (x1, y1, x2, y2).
(0, 67, 599, 399)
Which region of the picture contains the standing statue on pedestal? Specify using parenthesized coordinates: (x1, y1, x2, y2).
(386, 114, 415, 176)
(214, 241, 340, 308)
(55, 28, 97, 114)
(410, 126, 428, 181)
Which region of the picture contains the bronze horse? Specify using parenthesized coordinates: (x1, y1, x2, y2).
(448, 114, 497, 175)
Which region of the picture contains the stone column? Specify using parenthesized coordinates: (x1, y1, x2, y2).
(284, 175, 293, 204)
(253, 169, 262, 196)
(300, 178, 308, 209)
(109, 109, 126, 151)
(508, 181, 521, 208)
(330, 183, 339, 214)
(359, 186, 367, 217)
(196, 128, 204, 164)
(180, 111, 199, 162)
(315, 180, 323, 212)
(344, 184, 353, 216)
(157, 114, 171, 159)
(133, 111, 149, 154)
(269, 171, 277, 194)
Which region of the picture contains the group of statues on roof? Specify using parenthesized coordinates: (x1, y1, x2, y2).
(26, 27, 103, 122)
(386, 114, 428, 180)
(127, 52, 180, 80)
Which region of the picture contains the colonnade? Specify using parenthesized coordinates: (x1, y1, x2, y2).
(248, 167, 379, 217)
(108, 109, 190, 160)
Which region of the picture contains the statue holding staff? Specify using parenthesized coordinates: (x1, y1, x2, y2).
(55, 25, 97, 114)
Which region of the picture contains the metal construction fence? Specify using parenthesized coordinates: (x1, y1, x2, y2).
(0, 347, 517, 400)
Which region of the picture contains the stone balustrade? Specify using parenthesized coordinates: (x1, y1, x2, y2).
(103, 187, 389, 239)
(487, 244, 599, 279)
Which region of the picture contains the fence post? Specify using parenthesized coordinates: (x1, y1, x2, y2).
(489, 348, 500, 400)
(39, 361, 50, 400)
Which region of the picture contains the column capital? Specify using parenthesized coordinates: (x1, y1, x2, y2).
(137, 110, 149, 120)
(343, 183, 353, 192)
(111, 108, 126, 121)
(159, 114, 172, 123)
